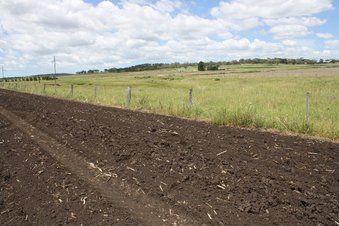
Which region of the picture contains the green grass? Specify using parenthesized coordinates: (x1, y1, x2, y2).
(2, 63, 339, 140)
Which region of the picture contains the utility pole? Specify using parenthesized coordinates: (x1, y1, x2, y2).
(1, 66, 4, 78)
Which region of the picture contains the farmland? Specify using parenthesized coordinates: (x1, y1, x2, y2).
(2, 63, 339, 140)
(0, 89, 338, 225)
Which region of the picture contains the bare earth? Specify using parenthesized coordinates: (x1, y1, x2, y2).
(0, 89, 338, 225)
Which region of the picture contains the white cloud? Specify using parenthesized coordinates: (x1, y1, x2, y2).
(211, 0, 333, 38)
(270, 25, 311, 39)
(316, 33, 334, 39)
(264, 17, 325, 27)
(282, 40, 298, 46)
(0, 0, 229, 71)
(0, 0, 336, 75)
(263, 17, 326, 39)
(154, 0, 182, 13)
(211, 0, 333, 19)
(325, 40, 339, 49)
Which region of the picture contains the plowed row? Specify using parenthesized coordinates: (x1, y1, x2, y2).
(0, 89, 338, 225)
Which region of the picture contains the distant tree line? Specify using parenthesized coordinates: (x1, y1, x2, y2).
(103, 63, 196, 73)
(232, 58, 337, 65)
(76, 63, 196, 74)
(74, 58, 338, 74)
(0, 75, 59, 82)
(3, 58, 337, 81)
(77, 69, 100, 74)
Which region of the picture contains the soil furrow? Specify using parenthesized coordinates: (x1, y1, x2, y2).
(0, 115, 142, 225)
(0, 89, 338, 225)
(0, 106, 198, 226)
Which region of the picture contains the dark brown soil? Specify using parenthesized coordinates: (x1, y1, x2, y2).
(0, 89, 338, 226)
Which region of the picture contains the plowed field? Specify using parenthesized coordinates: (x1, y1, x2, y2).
(0, 89, 338, 226)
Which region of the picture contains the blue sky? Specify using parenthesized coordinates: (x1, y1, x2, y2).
(0, 0, 339, 76)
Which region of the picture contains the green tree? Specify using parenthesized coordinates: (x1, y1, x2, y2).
(207, 64, 219, 71)
(198, 61, 205, 71)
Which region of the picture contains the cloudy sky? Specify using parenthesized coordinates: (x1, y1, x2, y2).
(0, 0, 339, 76)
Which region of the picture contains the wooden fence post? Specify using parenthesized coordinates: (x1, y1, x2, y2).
(43, 84, 46, 93)
(126, 86, 132, 107)
(188, 88, 193, 107)
(54, 79, 57, 94)
(306, 92, 310, 127)
(70, 84, 74, 97)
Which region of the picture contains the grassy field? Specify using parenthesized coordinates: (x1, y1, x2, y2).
(2, 63, 339, 140)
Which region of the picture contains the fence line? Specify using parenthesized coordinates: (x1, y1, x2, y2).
(2, 81, 338, 138)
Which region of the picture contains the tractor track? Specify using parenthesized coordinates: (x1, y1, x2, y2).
(0, 105, 197, 226)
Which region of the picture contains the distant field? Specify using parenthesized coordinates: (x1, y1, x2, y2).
(2, 63, 339, 139)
